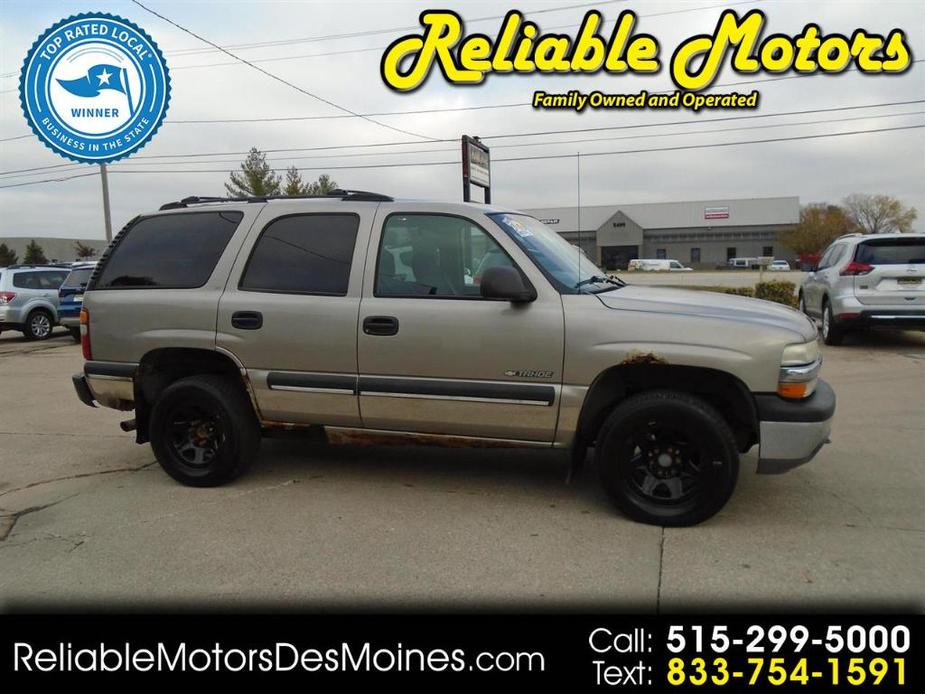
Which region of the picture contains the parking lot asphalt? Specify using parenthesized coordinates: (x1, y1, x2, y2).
(1, 324, 923, 610)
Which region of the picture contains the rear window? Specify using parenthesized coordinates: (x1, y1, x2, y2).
(240, 214, 359, 295)
(64, 267, 94, 287)
(96, 211, 243, 289)
(13, 271, 67, 289)
(855, 238, 925, 265)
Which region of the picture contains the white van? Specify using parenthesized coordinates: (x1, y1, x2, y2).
(727, 257, 757, 269)
(629, 259, 693, 272)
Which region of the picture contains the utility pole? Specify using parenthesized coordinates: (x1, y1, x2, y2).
(100, 163, 112, 242)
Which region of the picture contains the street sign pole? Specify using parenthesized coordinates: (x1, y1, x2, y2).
(100, 163, 113, 242)
(461, 135, 491, 204)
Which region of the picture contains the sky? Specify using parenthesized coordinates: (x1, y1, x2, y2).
(1, 0, 923, 239)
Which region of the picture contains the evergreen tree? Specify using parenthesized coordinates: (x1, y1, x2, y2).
(225, 147, 281, 197)
(284, 166, 306, 195)
(23, 239, 48, 264)
(74, 240, 97, 259)
(0, 243, 18, 266)
(305, 174, 338, 196)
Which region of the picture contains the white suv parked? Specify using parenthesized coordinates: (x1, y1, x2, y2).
(799, 233, 925, 345)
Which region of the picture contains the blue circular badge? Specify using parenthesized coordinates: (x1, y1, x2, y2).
(20, 12, 170, 164)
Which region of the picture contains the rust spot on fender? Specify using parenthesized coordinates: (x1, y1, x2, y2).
(621, 350, 668, 366)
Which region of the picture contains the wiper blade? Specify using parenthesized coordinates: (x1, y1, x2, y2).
(575, 274, 625, 290)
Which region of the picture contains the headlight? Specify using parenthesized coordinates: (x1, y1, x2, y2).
(778, 342, 821, 399)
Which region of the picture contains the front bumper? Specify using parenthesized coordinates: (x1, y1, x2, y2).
(59, 314, 80, 328)
(755, 379, 836, 474)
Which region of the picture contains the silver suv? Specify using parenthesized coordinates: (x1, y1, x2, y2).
(799, 233, 925, 345)
(72, 191, 835, 526)
(0, 264, 70, 340)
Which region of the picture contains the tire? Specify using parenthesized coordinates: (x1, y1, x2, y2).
(596, 390, 739, 526)
(68, 326, 81, 342)
(821, 299, 845, 346)
(23, 309, 53, 340)
(149, 374, 260, 487)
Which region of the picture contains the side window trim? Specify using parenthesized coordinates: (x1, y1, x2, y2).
(373, 211, 524, 301)
(238, 212, 361, 297)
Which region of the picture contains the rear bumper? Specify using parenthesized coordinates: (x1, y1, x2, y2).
(755, 379, 836, 474)
(75, 361, 137, 410)
(72, 374, 97, 408)
(850, 310, 925, 330)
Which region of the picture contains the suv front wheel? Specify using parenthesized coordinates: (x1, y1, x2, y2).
(596, 390, 739, 526)
(821, 299, 845, 346)
(149, 374, 260, 486)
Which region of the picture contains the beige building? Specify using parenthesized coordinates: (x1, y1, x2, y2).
(0, 237, 108, 264)
(521, 196, 800, 269)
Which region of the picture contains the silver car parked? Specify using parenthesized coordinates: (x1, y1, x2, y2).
(799, 233, 925, 345)
(0, 264, 70, 340)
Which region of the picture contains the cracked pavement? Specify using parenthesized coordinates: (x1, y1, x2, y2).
(0, 328, 923, 609)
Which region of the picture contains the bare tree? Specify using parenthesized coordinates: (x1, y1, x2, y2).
(842, 193, 917, 234)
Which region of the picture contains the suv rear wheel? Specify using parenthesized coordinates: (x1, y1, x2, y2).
(24, 309, 53, 341)
(149, 374, 260, 486)
(821, 299, 845, 346)
(596, 390, 739, 526)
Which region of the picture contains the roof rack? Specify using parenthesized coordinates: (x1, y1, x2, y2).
(159, 189, 392, 210)
(6, 263, 74, 269)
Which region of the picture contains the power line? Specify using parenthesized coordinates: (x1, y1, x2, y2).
(0, 1, 753, 80)
(125, 98, 925, 157)
(88, 111, 925, 168)
(128, 0, 437, 142)
(2, 98, 922, 178)
(4, 123, 919, 189)
(165, 0, 631, 57)
(165, 1, 750, 69)
(0, 171, 98, 189)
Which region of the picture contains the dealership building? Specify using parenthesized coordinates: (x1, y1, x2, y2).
(521, 196, 800, 269)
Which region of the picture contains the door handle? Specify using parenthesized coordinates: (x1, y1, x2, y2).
(363, 315, 399, 336)
(231, 311, 263, 330)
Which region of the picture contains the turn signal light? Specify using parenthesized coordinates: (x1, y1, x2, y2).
(80, 308, 91, 360)
(840, 261, 873, 276)
(777, 382, 809, 399)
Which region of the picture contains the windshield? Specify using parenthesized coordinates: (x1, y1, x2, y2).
(855, 238, 925, 265)
(489, 213, 620, 293)
(65, 267, 94, 287)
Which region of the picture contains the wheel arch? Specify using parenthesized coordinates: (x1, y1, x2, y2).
(576, 364, 759, 453)
(133, 347, 259, 443)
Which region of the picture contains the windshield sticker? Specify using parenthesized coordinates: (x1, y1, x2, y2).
(503, 216, 533, 237)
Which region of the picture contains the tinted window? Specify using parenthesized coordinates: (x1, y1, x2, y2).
(37, 271, 68, 289)
(376, 214, 514, 298)
(13, 272, 38, 289)
(96, 211, 242, 289)
(64, 267, 94, 287)
(241, 214, 358, 295)
(855, 238, 925, 265)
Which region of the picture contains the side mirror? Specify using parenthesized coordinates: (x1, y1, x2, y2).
(480, 266, 536, 303)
